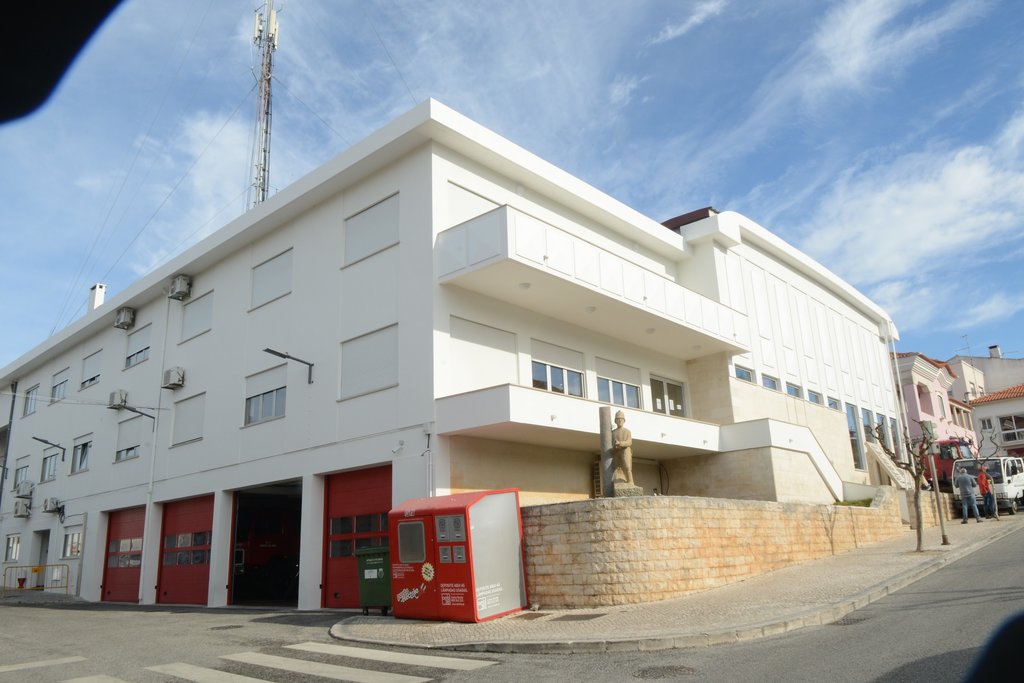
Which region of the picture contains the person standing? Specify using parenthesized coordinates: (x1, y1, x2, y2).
(954, 466, 983, 524)
(978, 467, 996, 518)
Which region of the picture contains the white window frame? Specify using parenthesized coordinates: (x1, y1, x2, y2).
(847, 403, 866, 470)
(807, 390, 823, 405)
(762, 375, 780, 391)
(62, 531, 82, 558)
(244, 365, 288, 426)
(22, 384, 39, 416)
(181, 290, 213, 341)
(827, 396, 841, 410)
(115, 416, 145, 462)
(13, 461, 29, 490)
(51, 368, 69, 403)
(125, 325, 151, 369)
(81, 350, 102, 389)
(71, 438, 91, 474)
(785, 382, 802, 398)
(4, 535, 20, 562)
(171, 393, 206, 446)
(981, 417, 993, 431)
(651, 376, 685, 418)
(734, 365, 754, 382)
(340, 325, 399, 400)
(531, 361, 584, 397)
(344, 194, 399, 266)
(251, 249, 293, 309)
(41, 453, 58, 482)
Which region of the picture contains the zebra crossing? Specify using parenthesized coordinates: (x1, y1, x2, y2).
(1, 641, 496, 683)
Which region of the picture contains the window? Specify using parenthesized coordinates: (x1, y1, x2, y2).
(889, 417, 902, 459)
(937, 394, 946, 419)
(341, 325, 398, 399)
(51, 368, 69, 403)
(251, 249, 293, 308)
(22, 385, 39, 416)
(344, 194, 399, 265)
(116, 416, 146, 462)
(160, 531, 209, 567)
(81, 350, 102, 388)
(62, 531, 82, 558)
(245, 365, 287, 425)
(981, 417, 993, 431)
(532, 361, 583, 397)
(109, 535, 144, 568)
(998, 415, 1024, 444)
(327, 512, 388, 558)
(596, 358, 641, 408)
(125, 325, 151, 368)
(181, 291, 213, 340)
(396, 521, 425, 563)
(734, 365, 754, 382)
(41, 453, 58, 482)
(4, 535, 19, 562)
(875, 414, 889, 450)
(807, 390, 823, 405)
(13, 462, 28, 490)
(862, 408, 875, 442)
(762, 375, 779, 391)
(827, 396, 841, 410)
(71, 438, 91, 474)
(651, 378, 685, 417)
(172, 393, 206, 445)
(786, 383, 802, 398)
(531, 340, 584, 398)
(847, 404, 866, 470)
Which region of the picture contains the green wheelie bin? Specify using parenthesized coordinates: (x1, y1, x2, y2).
(354, 546, 391, 616)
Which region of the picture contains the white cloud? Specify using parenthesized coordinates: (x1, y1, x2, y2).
(609, 75, 647, 108)
(648, 1, 727, 45)
(960, 292, 1024, 328)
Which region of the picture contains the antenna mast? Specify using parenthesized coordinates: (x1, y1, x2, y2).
(249, 2, 279, 209)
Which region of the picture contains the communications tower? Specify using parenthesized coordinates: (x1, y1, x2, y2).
(249, 2, 279, 209)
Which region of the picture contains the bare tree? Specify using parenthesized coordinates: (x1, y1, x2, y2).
(874, 422, 934, 552)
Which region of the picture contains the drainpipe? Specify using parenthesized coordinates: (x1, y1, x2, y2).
(0, 380, 17, 514)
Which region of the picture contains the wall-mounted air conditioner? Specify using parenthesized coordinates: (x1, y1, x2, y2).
(162, 366, 185, 389)
(15, 481, 34, 498)
(113, 306, 136, 329)
(42, 497, 62, 513)
(108, 389, 128, 408)
(13, 500, 30, 518)
(168, 274, 192, 300)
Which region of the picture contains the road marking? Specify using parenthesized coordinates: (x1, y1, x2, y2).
(220, 651, 431, 683)
(147, 662, 266, 683)
(285, 642, 496, 670)
(64, 677, 131, 683)
(0, 657, 87, 673)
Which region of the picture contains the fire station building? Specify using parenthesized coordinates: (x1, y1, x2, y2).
(0, 100, 903, 608)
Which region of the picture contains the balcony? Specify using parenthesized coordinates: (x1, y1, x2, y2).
(435, 384, 721, 461)
(436, 206, 750, 361)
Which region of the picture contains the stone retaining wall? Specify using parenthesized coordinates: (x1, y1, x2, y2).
(520, 487, 905, 609)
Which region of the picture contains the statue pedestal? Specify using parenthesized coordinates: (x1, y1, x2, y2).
(612, 482, 643, 498)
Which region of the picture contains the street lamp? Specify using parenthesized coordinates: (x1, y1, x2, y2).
(263, 348, 313, 384)
(107, 404, 156, 421)
(31, 436, 67, 461)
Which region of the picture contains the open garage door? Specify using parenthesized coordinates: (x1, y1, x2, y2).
(157, 495, 213, 605)
(102, 506, 145, 602)
(231, 481, 302, 607)
(323, 465, 391, 608)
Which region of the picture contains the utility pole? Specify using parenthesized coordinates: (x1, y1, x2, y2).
(249, 2, 279, 209)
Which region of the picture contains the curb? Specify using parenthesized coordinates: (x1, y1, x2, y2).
(329, 522, 1022, 654)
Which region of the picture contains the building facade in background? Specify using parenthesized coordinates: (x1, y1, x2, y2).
(0, 100, 901, 608)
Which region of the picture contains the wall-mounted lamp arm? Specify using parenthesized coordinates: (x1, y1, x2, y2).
(263, 348, 314, 384)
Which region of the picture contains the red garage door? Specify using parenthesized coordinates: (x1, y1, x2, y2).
(323, 466, 391, 608)
(157, 496, 214, 605)
(102, 506, 146, 602)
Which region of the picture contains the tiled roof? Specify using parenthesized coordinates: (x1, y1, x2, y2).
(970, 383, 1024, 405)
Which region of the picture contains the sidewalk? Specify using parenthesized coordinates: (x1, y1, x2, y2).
(330, 516, 1024, 653)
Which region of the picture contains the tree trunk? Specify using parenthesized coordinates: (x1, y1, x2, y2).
(913, 481, 925, 552)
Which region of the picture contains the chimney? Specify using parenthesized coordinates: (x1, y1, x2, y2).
(89, 283, 107, 310)
(989, 344, 1002, 359)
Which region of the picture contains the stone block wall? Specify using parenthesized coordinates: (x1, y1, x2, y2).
(520, 487, 905, 608)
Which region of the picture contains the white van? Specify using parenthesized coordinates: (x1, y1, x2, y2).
(951, 457, 1024, 515)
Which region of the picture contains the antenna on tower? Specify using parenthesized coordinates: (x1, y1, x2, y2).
(248, 2, 280, 209)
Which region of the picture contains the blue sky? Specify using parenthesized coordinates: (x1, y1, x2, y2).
(2, 0, 1022, 371)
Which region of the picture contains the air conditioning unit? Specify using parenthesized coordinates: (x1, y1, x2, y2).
(168, 274, 192, 300)
(113, 306, 136, 329)
(15, 480, 34, 498)
(108, 389, 128, 408)
(42, 497, 62, 513)
(162, 366, 186, 389)
(13, 500, 30, 518)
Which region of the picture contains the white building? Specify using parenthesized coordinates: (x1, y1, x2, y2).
(0, 100, 902, 608)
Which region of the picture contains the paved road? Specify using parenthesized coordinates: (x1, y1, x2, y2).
(0, 606, 503, 683)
